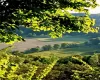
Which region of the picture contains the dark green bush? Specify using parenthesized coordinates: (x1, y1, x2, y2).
(88, 54, 99, 66)
(60, 43, 67, 49)
(53, 44, 60, 50)
(42, 45, 52, 51)
(24, 46, 40, 54)
(82, 55, 91, 64)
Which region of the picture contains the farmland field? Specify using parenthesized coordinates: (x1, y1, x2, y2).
(0, 35, 89, 52)
(1, 35, 99, 58)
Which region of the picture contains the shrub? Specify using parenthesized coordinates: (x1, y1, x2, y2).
(88, 54, 99, 66)
(24, 46, 40, 54)
(82, 55, 91, 64)
(31, 46, 40, 52)
(67, 44, 79, 48)
(42, 45, 52, 51)
(98, 54, 100, 66)
(53, 44, 60, 50)
(60, 43, 67, 49)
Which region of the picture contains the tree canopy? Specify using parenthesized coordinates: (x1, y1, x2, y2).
(0, 0, 99, 44)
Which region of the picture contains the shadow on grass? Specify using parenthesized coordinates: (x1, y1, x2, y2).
(80, 52, 95, 56)
(60, 47, 100, 56)
(23, 48, 40, 54)
(81, 51, 100, 56)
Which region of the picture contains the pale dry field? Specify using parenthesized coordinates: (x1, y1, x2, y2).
(0, 38, 63, 52)
(0, 36, 87, 52)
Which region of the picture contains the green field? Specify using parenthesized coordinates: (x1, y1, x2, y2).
(28, 46, 100, 58)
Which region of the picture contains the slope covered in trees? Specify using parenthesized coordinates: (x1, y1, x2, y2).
(0, 47, 100, 80)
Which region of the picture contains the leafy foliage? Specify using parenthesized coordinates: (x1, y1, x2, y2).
(23, 43, 81, 54)
(42, 45, 52, 51)
(24, 46, 41, 54)
(88, 54, 99, 66)
(61, 43, 67, 49)
(0, 50, 38, 80)
(44, 55, 100, 80)
(0, 0, 99, 43)
(53, 44, 60, 50)
(35, 56, 58, 80)
(0, 47, 59, 80)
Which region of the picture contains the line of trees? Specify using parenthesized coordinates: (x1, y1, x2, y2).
(24, 43, 79, 54)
